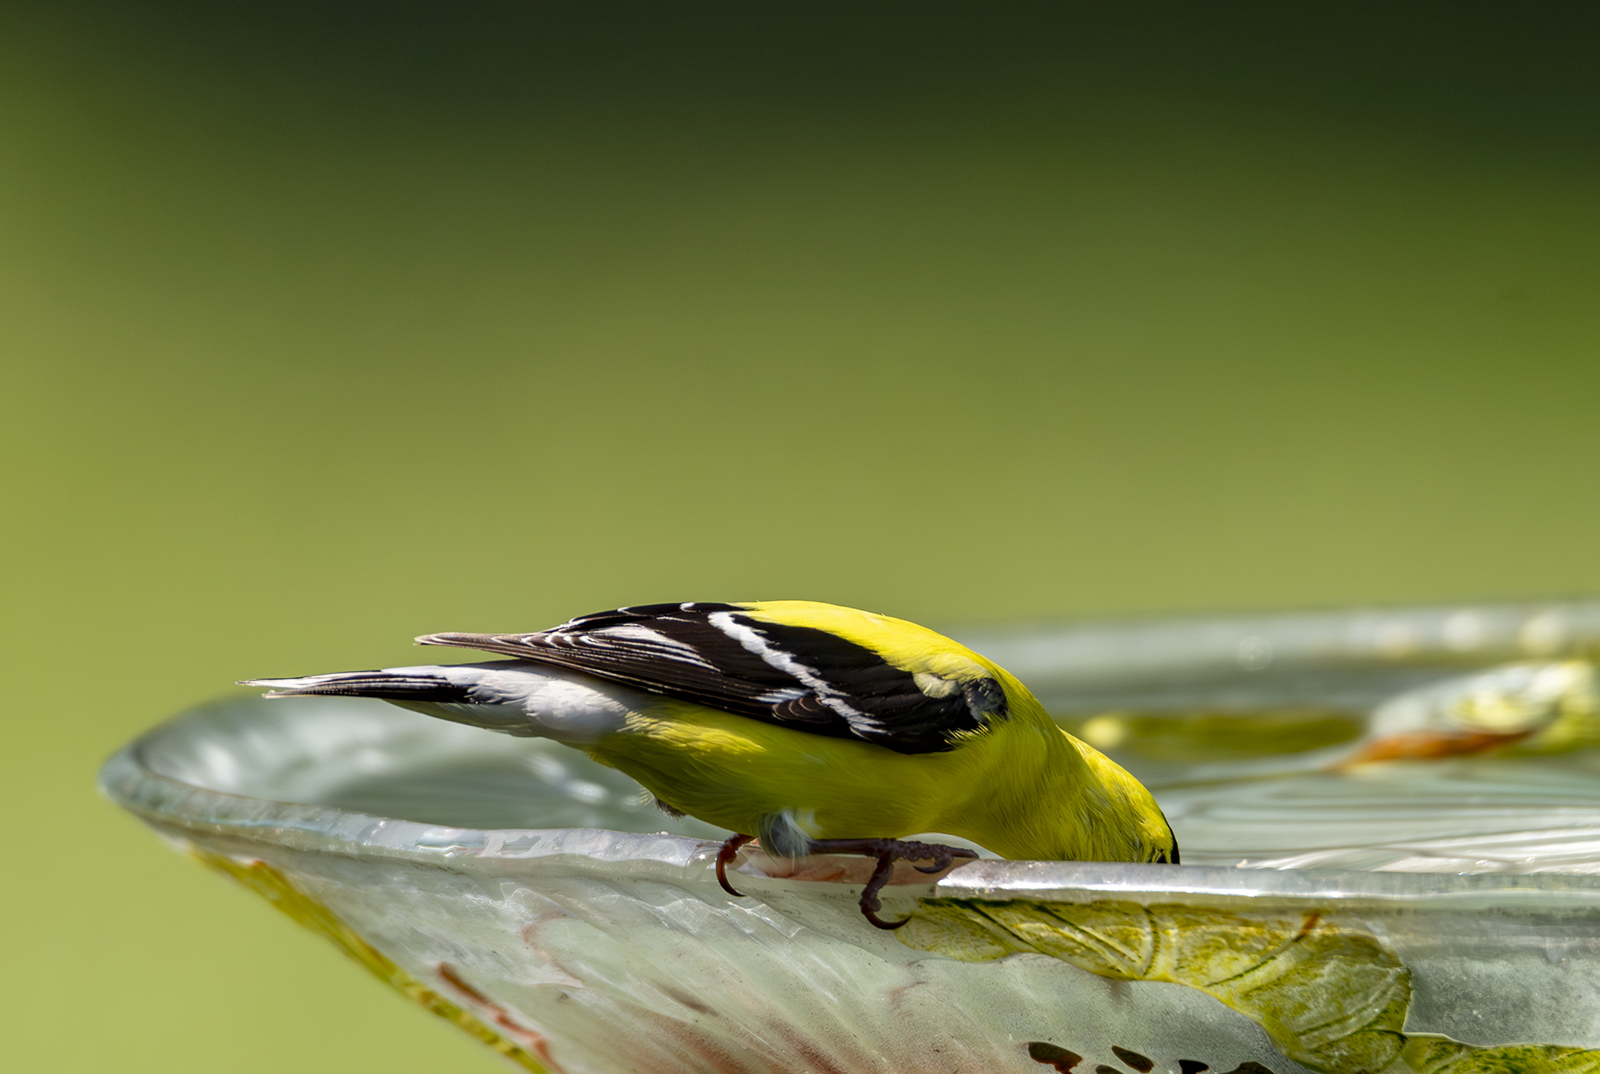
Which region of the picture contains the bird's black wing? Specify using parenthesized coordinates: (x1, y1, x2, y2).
(418, 602, 1004, 754)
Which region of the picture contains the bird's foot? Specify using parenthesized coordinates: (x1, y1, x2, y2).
(715, 833, 756, 897)
(805, 838, 980, 930)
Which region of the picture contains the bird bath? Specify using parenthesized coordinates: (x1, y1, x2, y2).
(103, 601, 1600, 1074)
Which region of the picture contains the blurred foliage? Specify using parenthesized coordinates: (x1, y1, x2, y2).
(3, 2, 1599, 1071)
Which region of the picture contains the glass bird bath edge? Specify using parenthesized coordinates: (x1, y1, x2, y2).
(103, 601, 1600, 1074)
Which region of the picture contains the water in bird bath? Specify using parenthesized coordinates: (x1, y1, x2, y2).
(319, 744, 729, 839)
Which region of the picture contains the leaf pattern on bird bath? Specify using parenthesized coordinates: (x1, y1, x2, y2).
(901, 898, 1600, 1074)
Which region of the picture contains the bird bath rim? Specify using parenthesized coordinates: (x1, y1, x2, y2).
(101, 698, 1600, 916)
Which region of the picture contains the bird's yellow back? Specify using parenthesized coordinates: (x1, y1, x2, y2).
(736, 600, 1001, 683)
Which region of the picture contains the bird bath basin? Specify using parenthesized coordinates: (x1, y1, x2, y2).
(103, 602, 1600, 1074)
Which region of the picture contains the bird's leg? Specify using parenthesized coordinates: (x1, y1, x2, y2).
(806, 838, 980, 930)
(715, 833, 755, 897)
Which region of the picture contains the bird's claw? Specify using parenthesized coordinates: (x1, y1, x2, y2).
(862, 907, 911, 930)
(715, 833, 755, 898)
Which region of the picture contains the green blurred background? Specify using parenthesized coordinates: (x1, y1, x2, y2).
(3, 2, 1597, 1069)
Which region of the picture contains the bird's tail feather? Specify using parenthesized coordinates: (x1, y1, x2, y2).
(240, 670, 473, 704)
(241, 662, 625, 741)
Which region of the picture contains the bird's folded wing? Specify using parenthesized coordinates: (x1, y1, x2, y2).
(418, 602, 1001, 754)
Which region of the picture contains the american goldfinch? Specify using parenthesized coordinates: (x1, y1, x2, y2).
(245, 600, 1178, 928)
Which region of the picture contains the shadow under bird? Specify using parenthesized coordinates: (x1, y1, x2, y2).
(245, 600, 1178, 928)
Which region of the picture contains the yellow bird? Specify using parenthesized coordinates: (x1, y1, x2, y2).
(245, 600, 1178, 927)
